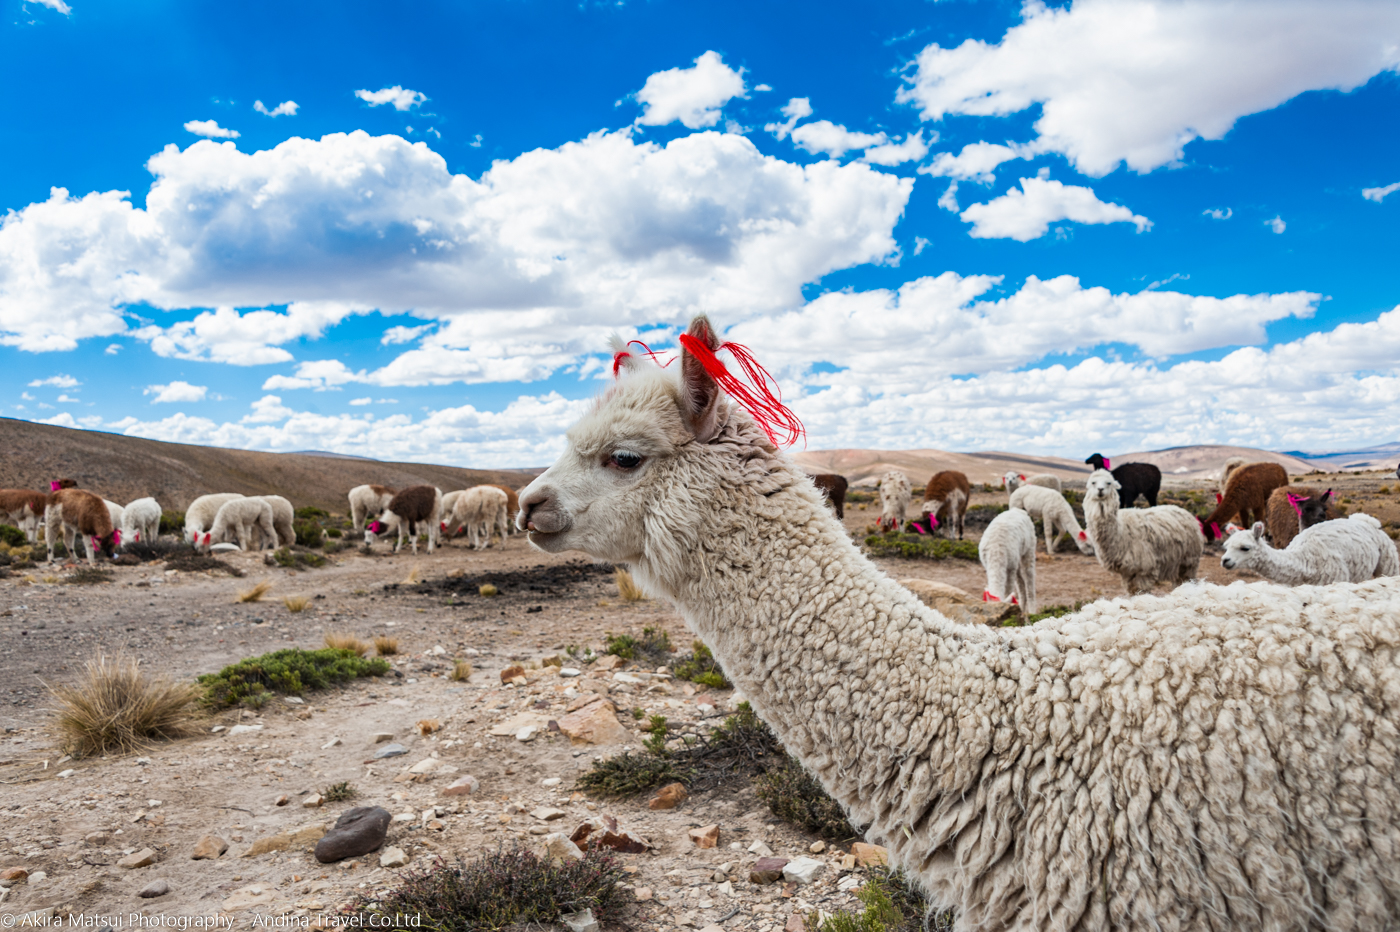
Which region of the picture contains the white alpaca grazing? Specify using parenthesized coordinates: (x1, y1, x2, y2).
(439, 490, 465, 539)
(1222, 514, 1400, 585)
(515, 315, 1400, 931)
(1002, 471, 1062, 494)
(251, 495, 295, 548)
(121, 497, 162, 546)
(876, 470, 911, 530)
(1007, 484, 1094, 555)
(185, 493, 245, 545)
(348, 484, 395, 534)
(452, 486, 509, 550)
(977, 508, 1036, 612)
(104, 500, 124, 533)
(1082, 468, 1203, 594)
(205, 498, 277, 552)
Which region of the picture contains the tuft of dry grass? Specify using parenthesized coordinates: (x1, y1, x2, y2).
(417, 719, 441, 735)
(615, 568, 646, 602)
(374, 635, 399, 656)
(450, 660, 473, 682)
(284, 595, 310, 613)
(403, 565, 422, 585)
(478, 584, 498, 597)
(49, 654, 200, 758)
(324, 632, 371, 656)
(237, 580, 273, 603)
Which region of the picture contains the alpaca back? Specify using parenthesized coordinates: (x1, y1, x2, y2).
(1294, 514, 1398, 583)
(878, 470, 911, 527)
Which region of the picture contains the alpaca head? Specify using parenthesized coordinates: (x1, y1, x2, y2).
(364, 519, 386, 544)
(518, 315, 806, 574)
(1221, 521, 1268, 570)
(1297, 489, 1333, 529)
(1083, 468, 1120, 511)
(1084, 453, 1109, 471)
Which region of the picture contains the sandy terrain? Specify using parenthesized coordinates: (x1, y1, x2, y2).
(2, 469, 1398, 931)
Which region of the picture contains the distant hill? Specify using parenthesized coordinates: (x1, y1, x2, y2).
(0, 418, 540, 513)
(1103, 445, 1316, 481)
(1281, 442, 1400, 472)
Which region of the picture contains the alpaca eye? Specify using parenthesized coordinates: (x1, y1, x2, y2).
(609, 450, 643, 470)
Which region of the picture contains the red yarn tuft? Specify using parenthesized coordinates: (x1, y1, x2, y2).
(1077, 530, 1087, 541)
(982, 590, 1000, 603)
(679, 334, 805, 448)
(613, 340, 674, 377)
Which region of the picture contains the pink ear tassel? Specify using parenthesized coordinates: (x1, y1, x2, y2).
(50, 481, 61, 492)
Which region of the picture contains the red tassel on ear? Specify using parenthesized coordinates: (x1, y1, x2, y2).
(678, 334, 804, 448)
(982, 590, 1000, 602)
(613, 341, 673, 377)
(1077, 530, 1087, 541)
(1215, 493, 1223, 504)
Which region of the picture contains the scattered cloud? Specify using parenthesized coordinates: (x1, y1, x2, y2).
(937, 181, 959, 212)
(860, 132, 930, 166)
(790, 121, 886, 159)
(28, 374, 80, 388)
(469, 134, 482, 147)
(754, 83, 772, 92)
(261, 359, 362, 391)
(105, 343, 121, 354)
(764, 97, 812, 141)
(184, 119, 239, 139)
(1203, 207, 1233, 220)
(144, 380, 208, 403)
(918, 142, 1020, 183)
(348, 397, 373, 406)
(913, 237, 930, 255)
(960, 176, 1152, 241)
(1265, 215, 1287, 234)
(56, 393, 79, 403)
(21, 392, 34, 400)
(634, 51, 746, 130)
(1362, 181, 1400, 203)
(36, 0, 71, 14)
(355, 86, 427, 110)
(243, 394, 296, 423)
(381, 323, 433, 345)
(898, 0, 1400, 176)
(134, 302, 365, 366)
(254, 100, 299, 117)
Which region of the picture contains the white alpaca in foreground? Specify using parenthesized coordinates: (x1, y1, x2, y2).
(1007, 483, 1094, 554)
(516, 315, 1400, 932)
(204, 498, 277, 552)
(451, 486, 509, 550)
(121, 497, 162, 546)
(1222, 514, 1399, 585)
(185, 493, 244, 545)
(1082, 468, 1203, 594)
(876, 470, 910, 530)
(977, 508, 1035, 612)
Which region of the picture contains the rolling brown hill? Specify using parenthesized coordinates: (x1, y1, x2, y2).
(0, 418, 540, 514)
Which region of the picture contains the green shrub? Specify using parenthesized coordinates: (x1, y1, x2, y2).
(198, 647, 388, 708)
(293, 521, 325, 548)
(65, 567, 115, 585)
(603, 626, 672, 663)
(325, 527, 343, 538)
(673, 640, 731, 689)
(352, 846, 630, 932)
(323, 781, 358, 802)
(0, 525, 26, 548)
(1019, 602, 1086, 626)
(267, 547, 328, 570)
(809, 868, 948, 932)
(755, 753, 858, 839)
(295, 506, 331, 520)
(863, 533, 980, 561)
(158, 510, 185, 536)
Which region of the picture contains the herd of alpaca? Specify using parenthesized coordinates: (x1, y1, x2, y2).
(0, 478, 524, 565)
(517, 315, 1400, 930)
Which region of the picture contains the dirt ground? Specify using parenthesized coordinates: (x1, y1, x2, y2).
(2, 469, 1398, 931)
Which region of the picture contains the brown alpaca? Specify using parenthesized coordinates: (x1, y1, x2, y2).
(0, 489, 49, 542)
(1265, 486, 1342, 548)
(919, 470, 971, 539)
(811, 474, 848, 519)
(1201, 462, 1289, 540)
(47, 488, 116, 565)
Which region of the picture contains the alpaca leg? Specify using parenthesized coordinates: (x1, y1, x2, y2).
(1020, 561, 1036, 615)
(83, 534, 97, 566)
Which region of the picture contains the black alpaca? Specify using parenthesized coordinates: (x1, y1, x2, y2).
(1085, 453, 1161, 509)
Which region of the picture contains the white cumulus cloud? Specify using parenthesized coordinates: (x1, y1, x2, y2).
(790, 121, 886, 159)
(243, 394, 297, 423)
(254, 100, 299, 117)
(145, 380, 208, 403)
(1362, 181, 1400, 202)
(184, 119, 239, 139)
(36, 0, 71, 14)
(348, 397, 373, 406)
(355, 86, 427, 110)
(1203, 207, 1233, 220)
(134, 302, 366, 365)
(634, 51, 746, 130)
(764, 97, 812, 141)
(960, 176, 1152, 241)
(380, 323, 432, 345)
(919, 142, 1021, 183)
(28, 374, 80, 387)
(1266, 215, 1287, 234)
(897, 0, 1400, 176)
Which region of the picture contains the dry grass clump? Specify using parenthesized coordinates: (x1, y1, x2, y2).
(49, 654, 200, 758)
(284, 595, 311, 613)
(450, 660, 473, 682)
(615, 568, 646, 602)
(374, 635, 400, 656)
(417, 719, 441, 735)
(403, 565, 423, 585)
(237, 580, 273, 603)
(324, 632, 371, 656)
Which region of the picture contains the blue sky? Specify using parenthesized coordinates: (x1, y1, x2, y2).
(4, 0, 1400, 466)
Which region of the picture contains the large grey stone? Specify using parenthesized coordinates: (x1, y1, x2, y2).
(313, 807, 392, 863)
(373, 743, 408, 760)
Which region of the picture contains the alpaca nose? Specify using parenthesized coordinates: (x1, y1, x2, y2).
(519, 486, 571, 534)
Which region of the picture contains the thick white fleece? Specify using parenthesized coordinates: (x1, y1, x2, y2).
(184, 493, 244, 543)
(208, 498, 276, 551)
(121, 497, 161, 545)
(1222, 513, 1400, 585)
(453, 486, 509, 550)
(1082, 469, 1203, 594)
(878, 471, 911, 529)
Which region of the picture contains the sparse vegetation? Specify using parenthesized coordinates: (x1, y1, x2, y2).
(293, 521, 325, 549)
(295, 506, 331, 520)
(0, 524, 26, 548)
(672, 640, 731, 689)
(284, 595, 311, 613)
(604, 626, 673, 663)
(374, 635, 400, 656)
(863, 533, 980, 561)
(324, 632, 371, 655)
(237, 580, 273, 603)
(158, 510, 185, 536)
(756, 753, 858, 839)
(268, 547, 328, 570)
(1020, 602, 1086, 626)
(615, 567, 646, 601)
(65, 566, 115, 585)
(450, 660, 473, 682)
(49, 654, 200, 757)
(403, 565, 422, 585)
(479, 583, 498, 597)
(808, 868, 946, 932)
(351, 846, 631, 932)
(199, 647, 388, 708)
(323, 780, 358, 802)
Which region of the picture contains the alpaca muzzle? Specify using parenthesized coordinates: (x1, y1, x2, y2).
(519, 489, 571, 535)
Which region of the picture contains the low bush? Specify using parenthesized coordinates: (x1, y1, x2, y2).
(450, 661, 473, 682)
(808, 868, 948, 932)
(50, 654, 200, 757)
(672, 640, 731, 689)
(198, 647, 388, 708)
(295, 506, 331, 520)
(351, 846, 631, 932)
(0, 524, 26, 548)
(604, 626, 673, 663)
(267, 547, 328, 570)
(284, 595, 310, 613)
(293, 521, 325, 549)
(863, 533, 980, 561)
(323, 780, 358, 802)
(756, 753, 858, 839)
(237, 580, 272, 603)
(158, 510, 185, 536)
(65, 566, 115, 585)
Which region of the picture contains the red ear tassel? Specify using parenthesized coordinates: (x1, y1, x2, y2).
(613, 341, 674, 377)
(678, 334, 805, 448)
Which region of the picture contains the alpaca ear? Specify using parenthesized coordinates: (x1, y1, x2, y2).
(1252, 521, 1266, 539)
(1322, 489, 1332, 502)
(678, 315, 721, 442)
